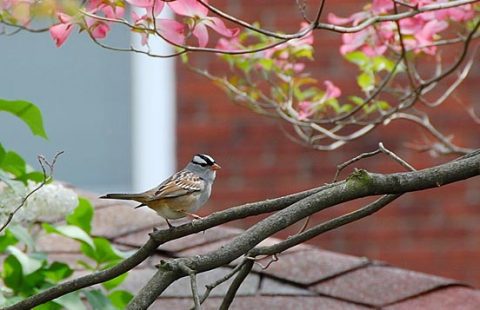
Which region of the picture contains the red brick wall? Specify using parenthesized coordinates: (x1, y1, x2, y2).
(176, 1, 480, 286)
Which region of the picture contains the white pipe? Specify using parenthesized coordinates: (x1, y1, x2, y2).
(131, 9, 176, 191)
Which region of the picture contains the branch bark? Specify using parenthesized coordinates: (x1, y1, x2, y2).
(128, 151, 480, 308)
(7, 150, 480, 310)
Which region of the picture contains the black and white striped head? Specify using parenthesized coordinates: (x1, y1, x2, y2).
(191, 154, 221, 171)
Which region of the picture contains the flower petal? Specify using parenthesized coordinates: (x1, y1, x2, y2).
(157, 19, 186, 45)
(49, 23, 74, 47)
(168, 0, 208, 17)
(192, 22, 209, 47)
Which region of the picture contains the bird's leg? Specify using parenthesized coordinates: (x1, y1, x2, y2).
(165, 218, 174, 228)
(181, 211, 203, 220)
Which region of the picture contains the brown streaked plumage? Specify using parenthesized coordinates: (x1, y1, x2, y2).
(100, 154, 220, 228)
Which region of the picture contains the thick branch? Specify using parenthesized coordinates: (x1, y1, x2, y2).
(6, 185, 327, 309)
(126, 267, 182, 310)
(249, 194, 401, 256)
(128, 151, 480, 308)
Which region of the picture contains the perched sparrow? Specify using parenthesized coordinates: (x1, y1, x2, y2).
(100, 154, 220, 228)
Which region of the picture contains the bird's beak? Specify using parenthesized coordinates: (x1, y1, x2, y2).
(211, 163, 221, 171)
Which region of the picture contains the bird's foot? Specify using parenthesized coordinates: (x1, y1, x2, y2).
(183, 211, 203, 220)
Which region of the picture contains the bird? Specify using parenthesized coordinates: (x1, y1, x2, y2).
(100, 154, 221, 228)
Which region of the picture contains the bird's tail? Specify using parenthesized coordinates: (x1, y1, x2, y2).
(99, 193, 145, 201)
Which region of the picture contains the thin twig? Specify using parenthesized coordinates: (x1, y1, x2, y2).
(333, 142, 416, 182)
(219, 259, 254, 310)
(378, 143, 416, 171)
(245, 253, 278, 270)
(178, 263, 201, 310)
(0, 151, 64, 233)
(250, 194, 402, 257)
(196, 259, 248, 307)
(333, 149, 381, 182)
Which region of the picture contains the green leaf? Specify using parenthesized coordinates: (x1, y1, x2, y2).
(102, 273, 128, 291)
(76, 259, 95, 271)
(0, 229, 19, 252)
(2, 255, 23, 290)
(376, 100, 391, 111)
(0, 98, 48, 139)
(373, 56, 395, 72)
(180, 52, 189, 64)
(236, 59, 252, 73)
(349, 95, 364, 105)
(0, 143, 5, 164)
(17, 171, 45, 183)
(44, 262, 73, 283)
(33, 301, 62, 310)
(23, 268, 47, 294)
(1, 150, 26, 177)
(1, 296, 24, 307)
(326, 98, 341, 113)
(66, 198, 94, 234)
(357, 72, 375, 92)
(80, 237, 127, 265)
(7, 246, 43, 275)
(42, 224, 95, 250)
(9, 224, 35, 250)
(108, 290, 134, 309)
(84, 289, 116, 310)
(345, 51, 369, 67)
(340, 103, 354, 113)
(54, 291, 86, 310)
(293, 47, 314, 59)
(258, 58, 274, 71)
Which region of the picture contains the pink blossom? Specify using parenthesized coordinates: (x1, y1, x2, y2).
(86, 17, 110, 39)
(49, 13, 75, 47)
(324, 80, 341, 99)
(297, 80, 342, 120)
(339, 30, 370, 55)
(372, 0, 394, 13)
(126, 0, 164, 16)
(216, 36, 243, 51)
(102, 5, 125, 19)
(298, 101, 313, 120)
(327, 11, 369, 26)
(168, 0, 238, 47)
(399, 16, 425, 35)
(157, 19, 186, 45)
(415, 19, 448, 54)
(329, 8, 396, 56)
(87, 0, 126, 18)
(435, 4, 475, 22)
(131, 11, 151, 45)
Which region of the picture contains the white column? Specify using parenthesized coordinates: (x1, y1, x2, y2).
(131, 10, 176, 191)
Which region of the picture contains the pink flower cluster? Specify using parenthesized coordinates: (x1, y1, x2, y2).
(49, 0, 125, 47)
(328, 0, 477, 56)
(217, 22, 314, 72)
(47, 0, 238, 47)
(0, 0, 35, 26)
(298, 81, 342, 120)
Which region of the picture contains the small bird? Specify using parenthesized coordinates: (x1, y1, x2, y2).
(100, 154, 220, 228)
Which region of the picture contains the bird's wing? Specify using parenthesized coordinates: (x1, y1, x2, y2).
(149, 170, 204, 200)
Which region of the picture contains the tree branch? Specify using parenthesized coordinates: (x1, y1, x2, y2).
(5, 185, 327, 309)
(8, 151, 480, 309)
(219, 259, 254, 310)
(128, 151, 480, 308)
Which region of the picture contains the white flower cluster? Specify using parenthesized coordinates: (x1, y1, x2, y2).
(0, 181, 78, 224)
